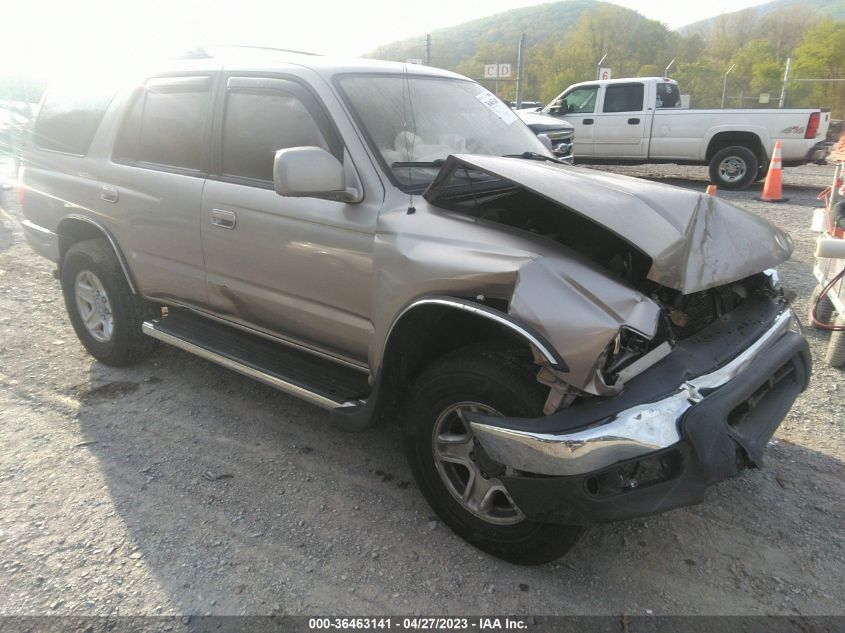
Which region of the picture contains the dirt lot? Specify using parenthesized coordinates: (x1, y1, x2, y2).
(0, 160, 843, 617)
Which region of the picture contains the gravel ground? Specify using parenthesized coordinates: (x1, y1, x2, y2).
(0, 159, 843, 617)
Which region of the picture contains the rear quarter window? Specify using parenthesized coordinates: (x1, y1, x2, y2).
(656, 83, 681, 109)
(33, 86, 114, 155)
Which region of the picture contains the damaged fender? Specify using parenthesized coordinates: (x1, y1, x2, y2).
(370, 197, 662, 397)
(508, 258, 660, 395)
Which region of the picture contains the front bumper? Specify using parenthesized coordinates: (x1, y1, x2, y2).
(467, 301, 811, 524)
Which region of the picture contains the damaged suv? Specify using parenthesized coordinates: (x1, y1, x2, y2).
(20, 49, 810, 564)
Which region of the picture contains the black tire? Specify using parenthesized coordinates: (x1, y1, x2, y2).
(824, 317, 845, 368)
(708, 146, 759, 190)
(61, 239, 160, 366)
(808, 284, 836, 329)
(402, 343, 584, 565)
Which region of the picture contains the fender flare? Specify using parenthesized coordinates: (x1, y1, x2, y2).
(702, 126, 769, 162)
(58, 214, 138, 294)
(383, 295, 568, 371)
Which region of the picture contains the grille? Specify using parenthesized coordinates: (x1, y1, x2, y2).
(665, 283, 749, 341)
(670, 291, 718, 339)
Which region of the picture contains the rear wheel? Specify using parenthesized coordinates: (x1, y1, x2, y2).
(708, 146, 759, 190)
(402, 343, 583, 565)
(61, 239, 160, 366)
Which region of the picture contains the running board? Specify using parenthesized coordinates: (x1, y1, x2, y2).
(142, 310, 370, 410)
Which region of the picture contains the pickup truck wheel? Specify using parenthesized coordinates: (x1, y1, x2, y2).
(808, 284, 836, 329)
(403, 343, 583, 565)
(61, 239, 159, 366)
(709, 146, 758, 190)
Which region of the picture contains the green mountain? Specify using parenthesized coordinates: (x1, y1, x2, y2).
(369, 0, 606, 74)
(368, 0, 668, 101)
(680, 0, 845, 35)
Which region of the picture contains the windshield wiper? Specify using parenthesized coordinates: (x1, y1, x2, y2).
(391, 159, 446, 168)
(502, 152, 566, 164)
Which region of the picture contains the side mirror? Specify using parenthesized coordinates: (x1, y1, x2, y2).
(273, 146, 360, 203)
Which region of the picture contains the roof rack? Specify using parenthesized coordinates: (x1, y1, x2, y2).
(177, 47, 213, 59)
(181, 45, 319, 59)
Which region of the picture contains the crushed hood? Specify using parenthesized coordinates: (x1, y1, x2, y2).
(424, 155, 793, 294)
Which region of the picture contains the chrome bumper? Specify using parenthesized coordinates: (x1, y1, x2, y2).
(469, 309, 796, 477)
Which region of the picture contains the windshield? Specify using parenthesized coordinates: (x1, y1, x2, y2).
(338, 74, 550, 191)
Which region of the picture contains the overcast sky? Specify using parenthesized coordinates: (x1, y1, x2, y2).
(2, 0, 769, 79)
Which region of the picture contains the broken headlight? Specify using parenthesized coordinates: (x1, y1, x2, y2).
(601, 326, 651, 384)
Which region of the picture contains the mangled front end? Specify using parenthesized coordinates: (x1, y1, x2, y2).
(415, 155, 810, 524)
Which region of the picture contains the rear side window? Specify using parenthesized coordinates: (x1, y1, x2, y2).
(221, 79, 330, 183)
(114, 76, 211, 171)
(656, 83, 681, 109)
(34, 86, 114, 155)
(603, 83, 644, 113)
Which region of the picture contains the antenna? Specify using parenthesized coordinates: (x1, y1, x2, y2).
(401, 65, 418, 213)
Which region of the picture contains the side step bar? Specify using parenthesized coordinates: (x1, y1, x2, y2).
(142, 310, 370, 411)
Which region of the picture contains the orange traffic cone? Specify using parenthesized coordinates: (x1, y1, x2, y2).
(706, 184, 717, 196)
(757, 140, 789, 203)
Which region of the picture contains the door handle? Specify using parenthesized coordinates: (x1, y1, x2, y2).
(100, 186, 119, 203)
(628, 118, 641, 124)
(582, 118, 594, 125)
(210, 208, 237, 229)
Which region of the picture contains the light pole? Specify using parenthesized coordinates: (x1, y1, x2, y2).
(779, 57, 791, 108)
(721, 64, 735, 109)
(596, 53, 607, 80)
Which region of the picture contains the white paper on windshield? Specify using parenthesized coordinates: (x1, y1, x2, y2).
(475, 90, 518, 125)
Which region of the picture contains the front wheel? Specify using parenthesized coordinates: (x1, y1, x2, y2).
(402, 343, 583, 565)
(708, 146, 759, 190)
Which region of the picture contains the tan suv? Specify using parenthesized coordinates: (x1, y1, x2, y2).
(20, 48, 810, 564)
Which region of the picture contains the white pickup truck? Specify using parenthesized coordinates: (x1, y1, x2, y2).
(522, 77, 831, 189)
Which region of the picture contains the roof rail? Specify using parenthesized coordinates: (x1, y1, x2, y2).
(176, 47, 213, 59)
(212, 44, 319, 57)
